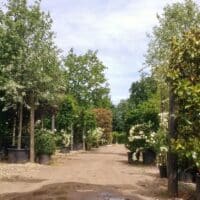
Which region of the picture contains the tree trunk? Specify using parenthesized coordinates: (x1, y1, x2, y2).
(82, 122, 86, 151)
(41, 115, 44, 130)
(30, 102, 35, 163)
(71, 123, 74, 151)
(12, 117, 16, 146)
(51, 114, 55, 133)
(167, 86, 178, 197)
(17, 103, 23, 149)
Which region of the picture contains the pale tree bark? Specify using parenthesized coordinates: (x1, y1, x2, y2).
(30, 95, 35, 163)
(12, 117, 16, 147)
(82, 122, 86, 151)
(17, 102, 23, 149)
(167, 85, 178, 197)
(51, 114, 55, 133)
(71, 123, 74, 151)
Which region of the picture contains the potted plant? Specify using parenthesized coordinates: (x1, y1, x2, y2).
(126, 123, 156, 164)
(157, 146, 168, 178)
(35, 129, 56, 165)
(60, 131, 71, 153)
(86, 127, 103, 150)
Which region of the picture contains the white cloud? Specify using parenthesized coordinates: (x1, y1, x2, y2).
(2, 0, 190, 103)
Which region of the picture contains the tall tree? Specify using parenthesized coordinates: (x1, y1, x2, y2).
(64, 49, 110, 108)
(0, 0, 62, 162)
(145, 0, 200, 197)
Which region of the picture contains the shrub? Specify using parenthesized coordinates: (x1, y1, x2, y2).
(112, 132, 126, 144)
(86, 127, 104, 149)
(35, 129, 56, 155)
(126, 123, 156, 153)
(92, 108, 112, 143)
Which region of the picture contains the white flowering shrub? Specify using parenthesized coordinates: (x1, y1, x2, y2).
(86, 127, 104, 149)
(158, 112, 168, 129)
(157, 146, 168, 166)
(61, 131, 71, 147)
(126, 123, 156, 153)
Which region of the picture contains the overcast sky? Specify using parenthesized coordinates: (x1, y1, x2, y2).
(2, 0, 191, 104)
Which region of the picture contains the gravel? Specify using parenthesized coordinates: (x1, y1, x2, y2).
(0, 162, 46, 179)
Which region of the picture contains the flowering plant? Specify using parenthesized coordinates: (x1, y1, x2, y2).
(126, 123, 156, 153)
(61, 130, 71, 147)
(157, 146, 168, 166)
(86, 127, 104, 149)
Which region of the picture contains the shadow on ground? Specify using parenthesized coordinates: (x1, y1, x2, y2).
(0, 176, 46, 183)
(0, 182, 142, 200)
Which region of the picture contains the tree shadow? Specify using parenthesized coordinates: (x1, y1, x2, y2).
(0, 180, 195, 200)
(0, 176, 46, 183)
(0, 182, 142, 200)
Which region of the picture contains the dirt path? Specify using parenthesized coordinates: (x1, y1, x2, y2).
(0, 145, 192, 200)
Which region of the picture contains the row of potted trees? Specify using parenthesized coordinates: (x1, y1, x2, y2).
(126, 121, 200, 198)
(5, 126, 107, 165)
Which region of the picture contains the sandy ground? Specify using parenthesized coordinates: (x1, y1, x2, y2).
(0, 145, 195, 200)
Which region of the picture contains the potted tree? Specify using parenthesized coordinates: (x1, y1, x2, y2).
(126, 123, 157, 164)
(157, 147, 168, 178)
(60, 131, 71, 153)
(35, 129, 56, 165)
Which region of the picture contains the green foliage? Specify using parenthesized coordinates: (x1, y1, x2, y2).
(126, 94, 160, 132)
(56, 95, 78, 131)
(146, 0, 200, 83)
(35, 129, 56, 155)
(112, 132, 126, 144)
(64, 49, 111, 108)
(129, 76, 157, 107)
(126, 123, 156, 153)
(167, 28, 200, 168)
(112, 100, 129, 132)
(86, 127, 104, 150)
(92, 108, 112, 143)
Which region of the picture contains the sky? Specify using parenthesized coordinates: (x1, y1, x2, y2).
(1, 0, 190, 104)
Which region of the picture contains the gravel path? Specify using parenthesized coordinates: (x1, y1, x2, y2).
(0, 145, 194, 200)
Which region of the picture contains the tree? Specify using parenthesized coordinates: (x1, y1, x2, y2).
(56, 95, 78, 131)
(168, 28, 200, 167)
(129, 76, 157, 107)
(112, 100, 129, 132)
(0, 0, 62, 162)
(92, 108, 112, 143)
(64, 49, 111, 108)
(146, 0, 200, 81)
(145, 0, 200, 197)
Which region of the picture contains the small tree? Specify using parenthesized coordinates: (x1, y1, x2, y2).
(92, 108, 112, 144)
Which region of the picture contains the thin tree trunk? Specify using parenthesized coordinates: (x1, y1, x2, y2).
(51, 114, 55, 133)
(82, 122, 86, 151)
(71, 123, 74, 151)
(41, 115, 44, 130)
(30, 98, 35, 163)
(17, 103, 23, 149)
(168, 86, 178, 197)
(12, 117, 16, 147)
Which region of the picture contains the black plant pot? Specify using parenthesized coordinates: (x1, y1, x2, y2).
(127, 152, 133, 164)
(196, 173, 200, 200)
(38, 154, 51, 165)
(142, 149, 156, 165)
(7, 148, 29, 163)
(159, 165, 167, 178)
(0, 151, 3, 161)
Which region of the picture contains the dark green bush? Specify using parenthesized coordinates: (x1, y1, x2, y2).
(35, 130, 56, 155)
